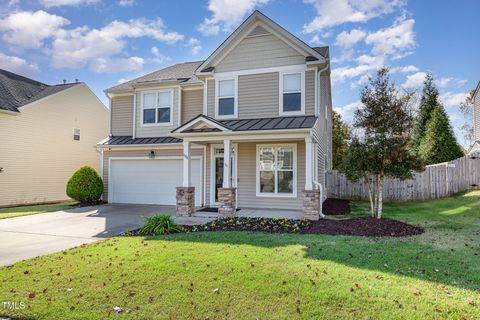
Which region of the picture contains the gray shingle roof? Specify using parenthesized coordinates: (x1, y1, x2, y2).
(107, 61, 204, 92)
(0, 69, 78, 113)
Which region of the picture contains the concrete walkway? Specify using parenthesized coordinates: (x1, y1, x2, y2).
(0, 204, 173, 266)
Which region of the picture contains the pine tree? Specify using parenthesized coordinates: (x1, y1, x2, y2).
(411, 73, 439, 149)
(332, 110, 350, 170)
(418, 105, 464, 164)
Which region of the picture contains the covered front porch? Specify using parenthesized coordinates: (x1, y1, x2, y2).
(172, 115, 324, 220)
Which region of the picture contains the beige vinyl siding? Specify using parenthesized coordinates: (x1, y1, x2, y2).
(181, 89, 203, 123)
(111, 95, 133, 136)
(135, 87, 180, 138)
(236, 141, 305, 210)
(215, 34, 305, 73)
(0, 84, 108, 206)
(102, 147, 205, 203)
(207, 79, 215, 118)
(475, 90, 480, 141)
(312, 73, 333, 191)
(238, 72, 279, 118)
(305, 70, 315, 115)
(207, 70, 316, 119)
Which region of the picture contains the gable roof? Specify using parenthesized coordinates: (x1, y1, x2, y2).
(106, 61, 203, 93)
(196, 10, 326, 74)
(0, 69, 79, 113)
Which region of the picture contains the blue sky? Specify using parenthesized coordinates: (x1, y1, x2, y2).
(1, 0, 478, 146)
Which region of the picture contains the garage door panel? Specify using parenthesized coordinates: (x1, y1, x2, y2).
(110, 159, 201, 206)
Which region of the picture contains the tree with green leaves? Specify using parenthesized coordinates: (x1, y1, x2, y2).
(418, 105, 465, 164)
(411, 73, 439, 149)
(332, 110, 350, 170)
(343, 68, 423, 219)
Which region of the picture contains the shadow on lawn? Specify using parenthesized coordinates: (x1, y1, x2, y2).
(145, 204, 480, 292)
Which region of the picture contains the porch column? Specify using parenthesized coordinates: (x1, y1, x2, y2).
(303, 136, 320, 220)
(176, 140, 195, 216)
(305, 137, 314, 190)
(218, 139, 236, 216)
(222, 139, 231, 188)
(182, 140, 191, 187)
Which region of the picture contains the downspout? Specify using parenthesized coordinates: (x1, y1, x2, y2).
(132, 89, 137, 139)
(317, 63, 329, 118)
(312, 180, 325, 218)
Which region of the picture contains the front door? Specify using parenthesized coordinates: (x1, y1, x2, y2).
(212, 145, 236, 204)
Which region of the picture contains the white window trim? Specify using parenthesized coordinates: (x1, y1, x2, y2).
(215, 76, 238, 119)
(279, 70, 305, 116)
(256, 143, 297, 198)
(140, 89, 174, 127)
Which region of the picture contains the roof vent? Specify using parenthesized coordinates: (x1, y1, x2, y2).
(247, 25, 270, 37)
(75, 79, 79, 83)
(63, 79, 67, 84)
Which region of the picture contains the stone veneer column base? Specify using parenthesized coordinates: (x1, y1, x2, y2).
(176, 187, 195, 216)
(303, 190, 321, 220)
(217, 188, 237, 216)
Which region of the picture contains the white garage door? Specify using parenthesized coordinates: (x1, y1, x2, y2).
(109, 158, 202, 206)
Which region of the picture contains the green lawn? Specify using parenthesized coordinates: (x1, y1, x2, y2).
(1, 192, 479, 319)
(0, 201, 77, 220)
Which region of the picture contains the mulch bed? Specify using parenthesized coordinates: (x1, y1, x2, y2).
(323, 198, 351, 215)
(302, 217, 424, 237)
(125, 216, 423, 238)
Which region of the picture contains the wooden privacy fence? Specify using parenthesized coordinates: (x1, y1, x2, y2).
(326, 156, 480, 202)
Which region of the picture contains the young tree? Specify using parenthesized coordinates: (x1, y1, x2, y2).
(459, 90, 475, 146)
(418, 105, 465, 164)
(411, 73, 439, 150)
(343, 68, 423, 219)
(332, 110, 350, 170)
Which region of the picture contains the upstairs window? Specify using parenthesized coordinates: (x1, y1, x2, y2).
(280, 72, 304, 115)
(216, 78, 237, 118)
(142, 90, 172, 125)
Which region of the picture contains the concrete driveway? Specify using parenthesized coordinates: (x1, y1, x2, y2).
(0, 204, 174, 266)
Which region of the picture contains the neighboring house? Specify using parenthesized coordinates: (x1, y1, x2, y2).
(99, 11, 332, 219)
(468, 81, 480, 157)
(0, 69, 108, 207)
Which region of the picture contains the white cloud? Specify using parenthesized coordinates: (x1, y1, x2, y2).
(310, 34, 323, 46)
(390, 65, 418, 73)
(198, 0, 269, 36)
(335, 100, 363, 122)
(0, 10, 69, 49)
(118, 0, 135, 6)
(0, 53, 39, 76)
(440, 92, 468, 108)
(332, 54, 384, 85)
(51, 18, 183, 73)
(39, 0, 98, 7)
(90, 56, 144, 73)
(401, 71, 426, 89)
(365, 15, 415, 58)
(335, 28, 366, 48)
(303, 0, 404, 33)
(151, 46, 171, 64)
(187, 38, 202, 55)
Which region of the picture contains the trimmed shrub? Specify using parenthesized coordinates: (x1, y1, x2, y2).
(138, 215, 182, 235)
(66, 166, 104, 203)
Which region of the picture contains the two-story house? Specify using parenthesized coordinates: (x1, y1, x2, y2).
(469, 81, 480, 156)
(98, 11, 332, 220)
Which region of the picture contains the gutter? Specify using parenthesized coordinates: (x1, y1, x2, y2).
(0, 109, 19, 116)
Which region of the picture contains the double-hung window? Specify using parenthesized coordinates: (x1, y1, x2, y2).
(216, 78, 237, 118)
(280, 72, 304, 115)
(257, 145, 296, 197)
(142, 90, 172, 125)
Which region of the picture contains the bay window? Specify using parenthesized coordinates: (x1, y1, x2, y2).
(280, 71, 304, 115)
(257, 145, 296, 197)
(141, 89, 172, 125)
